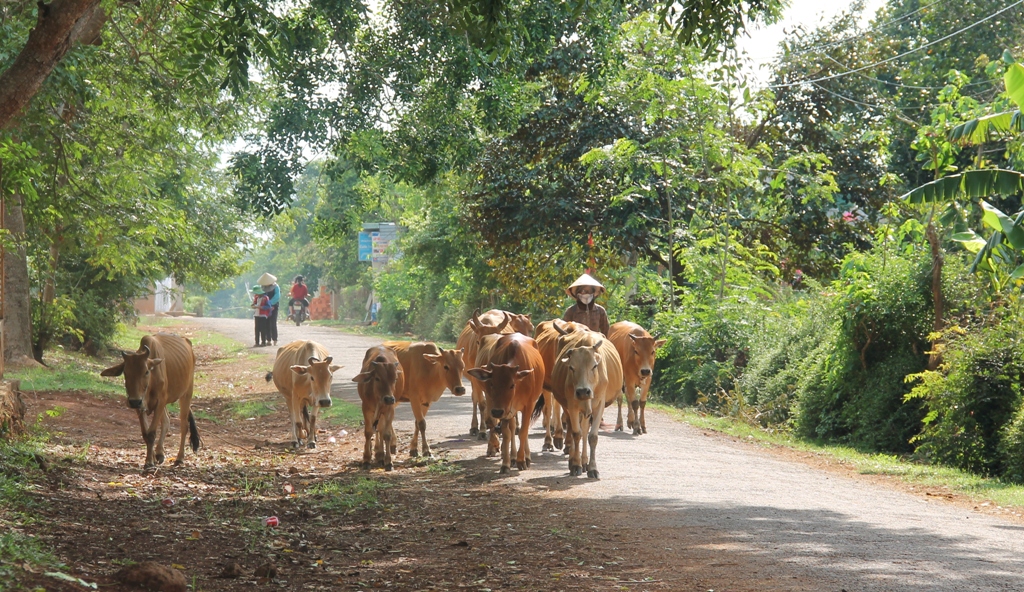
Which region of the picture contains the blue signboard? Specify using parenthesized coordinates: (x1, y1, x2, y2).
(358, 232, 373, 261)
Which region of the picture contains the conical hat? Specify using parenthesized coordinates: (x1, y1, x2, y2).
(257, 272, 277, 286)
(566, 273, 604, 296)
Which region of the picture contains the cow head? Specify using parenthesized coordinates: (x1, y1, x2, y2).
(629, 334, 667, 379)
(352, 355, 401, 405)
(291, 356, 342, 407)
(100, 345, 162, 410)
(510, 313, 534, 336)
(560, 341, 603, 400)
(467, 363, 534, 420)
(424, 347, 467, 396)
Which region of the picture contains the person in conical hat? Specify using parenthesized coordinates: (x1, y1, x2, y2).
(257, 273, 281, 345)
(562, 273, 610, 336)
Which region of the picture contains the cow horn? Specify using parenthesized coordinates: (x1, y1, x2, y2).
(139, 344, 151, 357)
(553, 320, 568, 336)
(323, 356, 333, 365)
(470, 308, 482, 329)
(308, 356, 320, 365)
(121, 350, 132, 359)
(495, 312, 510, 332)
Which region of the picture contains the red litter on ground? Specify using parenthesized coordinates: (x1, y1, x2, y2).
(161, 498, 174, 507)
(264, 516, 279, 527)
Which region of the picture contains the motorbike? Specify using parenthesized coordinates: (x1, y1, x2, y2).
(290, 300, 310, 326)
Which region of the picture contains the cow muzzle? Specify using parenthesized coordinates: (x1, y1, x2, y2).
(318, 398, 332, 408)
(127, 399, 143, 409)
(383, 395, 396, 405)
(490, 408, 504, 419)
(640, 368, 652, 377)
(575, 387, 593, 400)
(453, 386, 466, 396)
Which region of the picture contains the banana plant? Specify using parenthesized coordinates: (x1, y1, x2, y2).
(948, 56, 1024, 145)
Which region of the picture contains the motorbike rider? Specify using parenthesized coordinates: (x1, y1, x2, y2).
(288, 275, 310, 321)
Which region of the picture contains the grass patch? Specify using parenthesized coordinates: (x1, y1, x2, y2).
(228, 400, 276, 419)
(319, 400, 364, 426)
(113, 319, 249, 358)
(305, 477, 390, 512)
(653, 403, 1024, 510)
(192, 409, 220, 424)
(0, 438, 63, 587)
(9, 350, 124, 397)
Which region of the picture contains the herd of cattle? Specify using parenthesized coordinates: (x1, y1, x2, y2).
(100, 310, 664, 478)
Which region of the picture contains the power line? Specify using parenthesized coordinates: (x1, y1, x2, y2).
(768, 0, 1024, 90)
(821, 55, 997, 91)
(792, 0, 949, 56)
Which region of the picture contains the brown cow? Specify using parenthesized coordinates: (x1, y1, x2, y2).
(466, 333, 545, 473)
(550, 328, 623, 478)
(267, 340, 342, 449)
(455, 309, 533, 439)
(353, 346, 404, 471)
(100, 333, 200, 470)
(383, 341, 466, 457)
(609, 321, 666, 434)
(533, 319, 585, 452)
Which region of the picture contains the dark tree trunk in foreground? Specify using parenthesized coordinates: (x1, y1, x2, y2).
(0, 0, 105, 130)
(3, 195, 40, 368)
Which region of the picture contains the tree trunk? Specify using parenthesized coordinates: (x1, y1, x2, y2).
(926, 222, 944, 371)
(3, 194, 40, 368)
(0, 0, 105, 130)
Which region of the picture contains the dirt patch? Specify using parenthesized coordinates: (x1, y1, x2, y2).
(10, 329, 699, 591)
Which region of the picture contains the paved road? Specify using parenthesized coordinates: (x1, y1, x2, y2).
(195, 317, 1024, 591)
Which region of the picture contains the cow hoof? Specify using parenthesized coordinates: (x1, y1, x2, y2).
(385, 463, 394, 472)
(155, 453, 165, 465)
(361, 462, 370, 470)
(173, 457, 184, 466)
(499, 466, 510, 475)
(477, 431, 488, 441)
(615, 425, 623, 432)
(470, 427, 479, 436)
(542, 443, 554, 452)
(587, 469, 599, 479)
(307, 441, 317, 449)
(569, 466, 582, 477)
(516, 460, 527, 470)
(410, 450, 419, 458)
(553, 438, 563, 449)
(642, 428, 648, 434)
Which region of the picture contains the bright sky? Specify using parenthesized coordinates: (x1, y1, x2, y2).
(737, 0, 889, 88)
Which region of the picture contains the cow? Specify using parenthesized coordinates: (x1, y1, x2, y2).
(455, 309, 533, 439)
(100, 333, 200, 470)
(383, 341, 466, 457)
(533, 320, 585, 452)
(352, 345, 404, 471)
(609, 321, 666, 434)
(466, 333, 545, 474)
(266, 340, 342, 449)
(550, 328, 623, 478)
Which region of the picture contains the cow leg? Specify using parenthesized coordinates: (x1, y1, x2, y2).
(615, 391, 625, 432)
(469, 384, 480, 436)
(586, 400, 605, 479)
(361, 402, 375, 469)
(306, 404, 320, 449)
(516, 409, 531, 470)
(135, 408, 155, 470)
(486, 418, 500, 457)
(541, 391, 554, 452)
(553, 400, 565, 452)
(175, 391, 193, 465)
(566, 407, 583, 477)
(380, 406, 396, 471)
(154, 407, 170, 465)
(418, 417, 431, 458)
(141, 404, 165, 470)
(478, 401, 490, 442)
(287, 396, 303, 448)
(498, 417, 513, 474)
(640, 399, 648, 434)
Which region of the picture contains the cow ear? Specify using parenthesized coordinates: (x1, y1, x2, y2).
(100, 363, 125, 377)
(654, 339, 666, 349)
(351, 372, 371, 383)
(291, 365, 310, 375)
(515, 368, 534, 380)
(147, 358, 164, 369)
(466, 368, 491, 381)
(423, 353, 441, 364)
(524, 314, 531, 320)
(329, 364, 343, 373)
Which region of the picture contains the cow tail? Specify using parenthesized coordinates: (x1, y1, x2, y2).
(531, 393, 546, 423)
(188, 412, 202, 452)
(265, 371, 273, 383)
(302, 405, 310, 425)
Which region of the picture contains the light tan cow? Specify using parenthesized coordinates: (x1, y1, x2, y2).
(267, 340, 342, 449)
(353, 345, 404, 471)
(550, 328, 623, 478)
(455, 309, 533, 439)
(466, 333, 545, 474)
(609, 321, 666, 434)
(383, 341, 466, 457)
(100, 333, 200, 470)
(533, 319, 585, 452)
